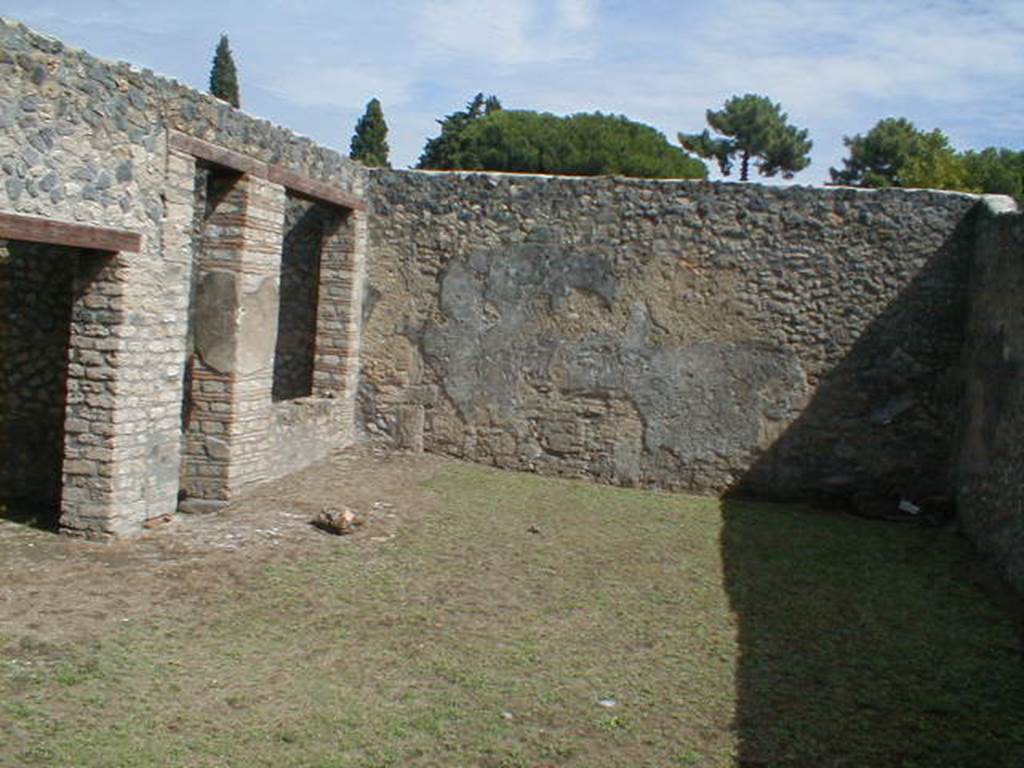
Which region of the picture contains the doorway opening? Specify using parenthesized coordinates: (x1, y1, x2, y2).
(0, 240, 108, 530)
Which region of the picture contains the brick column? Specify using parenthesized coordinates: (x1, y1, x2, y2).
(61, 146, 198, 535)
(59, 251, 129, 533)
(181, 171, 285, 502)
(313, 208, 367, 414)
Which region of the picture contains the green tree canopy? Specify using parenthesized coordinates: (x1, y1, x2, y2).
(960, 147, 1024, 198)
(349, 98, 391, 168)
(830, 117, 1024, 197)
(679, 94, 812, 181)
(209, 34, 240, 108)
(417, 93, 503, 169)
(829, 118, 966, 189)
(417, 108, 706, 179)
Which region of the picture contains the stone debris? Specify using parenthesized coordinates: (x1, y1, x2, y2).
(897, 499, 921, 515)
(312, 507, 364, 536)
(177, 499, 230, 515)
(142, 514, 173, 529)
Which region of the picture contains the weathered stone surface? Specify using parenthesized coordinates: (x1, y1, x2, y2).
(395, 404, 425, 452)
(362, 171, 976, 498)
(236, 277, 278, 375)
(193, 270, 238, 374)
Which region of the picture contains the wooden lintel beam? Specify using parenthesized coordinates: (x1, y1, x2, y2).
(168, 130, 367, 212)
(265, 166, 367, 211)
(0, 211, 142, 253)
(168, 131, 264, 175)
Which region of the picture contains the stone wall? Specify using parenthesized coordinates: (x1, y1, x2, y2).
(0, 18, 367, 533)
(3, 14, 1022, 584)
(956, 199, 1024, 591)
(363, 171, 978, 502)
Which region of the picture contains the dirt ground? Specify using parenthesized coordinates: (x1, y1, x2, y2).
(0, 445, 447, 644)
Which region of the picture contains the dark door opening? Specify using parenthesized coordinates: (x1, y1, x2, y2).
(0, 239, 80, 530)
(272, 194, 328, 402)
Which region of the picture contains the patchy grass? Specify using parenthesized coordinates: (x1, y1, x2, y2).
(1, 462, 1022, 767)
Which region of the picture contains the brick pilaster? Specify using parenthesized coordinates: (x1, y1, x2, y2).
(180, 171, 285, 500)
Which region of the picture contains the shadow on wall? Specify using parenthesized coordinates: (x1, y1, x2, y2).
(0, 240, 82, 531)
(273, 197, 325, 402)
(720, 207, 1024, 765)
(720, 496, 1024, 767)
(955, 208, 1024, 593)
(728, 213, 977, 513)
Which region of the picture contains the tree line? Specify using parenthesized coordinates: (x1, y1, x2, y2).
(208, 36, 1022, 196)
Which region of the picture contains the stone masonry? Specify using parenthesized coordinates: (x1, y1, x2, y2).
(957, 199, 1024, 591)
(1, 19, 1023, 594)
(362, 172, 977, 502)
(0, 19, 367, 532)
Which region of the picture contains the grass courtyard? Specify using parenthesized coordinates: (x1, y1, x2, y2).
(2, 454, 1022, 767)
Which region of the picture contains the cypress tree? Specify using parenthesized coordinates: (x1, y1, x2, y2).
(349, 98, 391, 168)
(209, 34, 240, 108)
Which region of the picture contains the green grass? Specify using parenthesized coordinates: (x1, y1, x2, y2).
(1, 463, 1022, 767)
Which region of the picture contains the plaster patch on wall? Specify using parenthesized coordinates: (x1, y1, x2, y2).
(237, 277, 278, 375)
(193, 270, 238, 374)
(417, 243, 808, 486)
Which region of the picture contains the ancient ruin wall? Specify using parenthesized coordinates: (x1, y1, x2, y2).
(5, 15, 1022, 574)
(0, 19, 366, 533)
(363, 171, 978, 501)
(956, 200, 1024, 591)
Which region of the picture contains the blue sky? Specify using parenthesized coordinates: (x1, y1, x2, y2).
(5, 1, 1022, 183)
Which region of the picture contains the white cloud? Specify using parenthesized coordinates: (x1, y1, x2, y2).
(489, 0, 1023, 180)
(416, 0, 596, 65)
(418, 0, 533, 64)
(558, 0, 595, 31)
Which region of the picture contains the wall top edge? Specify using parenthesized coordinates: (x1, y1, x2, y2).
(370, 167, 985, 201)
(0, 15, 367, 190)
(979, 194, 1020, 216)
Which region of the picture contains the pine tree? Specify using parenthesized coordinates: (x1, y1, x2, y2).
(829, 118, 967, 189)
(209, 34, 240, 108)
(417, 93, 502, 169)
(679, 94, 811, 181)
(411, 109, 706, 179)
(349, 98, 391, 168)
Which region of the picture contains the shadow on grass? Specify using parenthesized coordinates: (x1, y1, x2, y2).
(721, 497, 1024, 767)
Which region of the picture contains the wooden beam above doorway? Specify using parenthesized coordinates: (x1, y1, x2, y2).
(0, 211, 143, 253)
